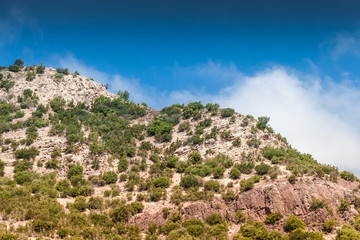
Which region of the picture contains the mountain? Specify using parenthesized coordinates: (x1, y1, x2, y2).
(0, 63, 359, 240)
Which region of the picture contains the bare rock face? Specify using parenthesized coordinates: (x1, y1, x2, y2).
(0, 68, 116, 105)
(232, 177, 358, 222)
(130, 176, 359, 232)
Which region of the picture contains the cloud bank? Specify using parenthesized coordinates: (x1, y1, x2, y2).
(56, 54, 360, 176)
(213, 67, 360, 175)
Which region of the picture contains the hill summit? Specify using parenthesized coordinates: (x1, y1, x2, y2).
(0, 62, 359, 240)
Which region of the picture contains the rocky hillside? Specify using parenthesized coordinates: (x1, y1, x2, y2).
(0, 62, 360, 240)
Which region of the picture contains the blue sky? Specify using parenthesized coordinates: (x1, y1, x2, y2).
(1, 0, 360, 175)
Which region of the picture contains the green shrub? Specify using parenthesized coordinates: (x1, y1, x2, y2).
(235, 161, 255, 174)
(188, 134, 204, 145)
(0, 160, 4, 176)
(118, 158, 129, 172)
(268, 231, 285, 240)
(14, 159, 32, 172)
(232, 137, 241, 147)
(209, 223, 228, 237)
(14, 147, 39, 160)
(14, 171, 35, 184)
(238, 221, 268, 239)
(204, 180, 220, 192)
(240, 175, 261, 191)
(288, 174, 297, 184)
(187, 151, 202, 164)
(268, 166, 280, 179)
(185, 164, 212, 177)
(32, 219, 53, 232)
(161, 103, 182, 116)
(213, 164, 226, 179)
(45, 159, 59, 169)
(67, 164, 83, 179)
(205, 213, 223, 225)
(162, 207, 170, 219)
(323, 219, 338, 233)
(55, 73, 63, 79)
(130, 201, 144, 214)
(153, 177, 170, 188)
(71, 196, 87, 212)
(230, 167, 241, 179)
(58, 228, 70, 238)
(220, 130, 231, 140)
(283, 215, 306, 232)
(166, 156, 179, 168)
(247, 138, 261, 148)
(110, 205, 130, 223)
(8, 65, 20, 72)
(178, 121, 190, 132)
(175, 161, 189, 173)
(50, 97, 66, 113)
(185, 223, 204, 237)
(56, 68, 69, 75)
(102, 171, 118, 184)
(336, 224, 360, 240)
(170, 186, 183, 205)
(264, 212, 283, 224)
(148, 187, 165, 202)
(26, 71, 36, 81)
(164, 222, 181, 235)
(87, 196, 103, 210)
(182, 101, 204, 119)
(182, 219, 203, 228)
(180, 175, 201, 188)
(234, 210, 246, 223)
(0, 79, 15, 91)
(221, 189, 237, 202)
(14, 59, 24, 66)
(310, 198, 326, 211)
(255, 163, 270, 175)
(241, 118, 249, 127)
(117, 90, 130, 101)
(288, 229, 324, 240)
(251, 126, 258, 134)
(150, 154, 160, 163)
(147, 119, 173, 142)
(221, 108, 235, 118)
(338, 199, 349, 213)
(50, 149, 62, 159)
(262, 146, 285, 160)
(206, 103, 219, 115)
(256, 116, 270, 130)
(36, 63, 45, 74)
(92, 95, 145, 119)
(340, 171, 357, 182)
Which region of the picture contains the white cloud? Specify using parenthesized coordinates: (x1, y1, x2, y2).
(212, 67, 360, 174)
(322, 30, 360, 60)
(0, 7, 40, 48)
(55, 54, 360, 175)
(170, 61, 244, 83)
(160, 63, 360, 175)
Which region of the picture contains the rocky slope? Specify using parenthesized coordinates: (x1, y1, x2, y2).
(0, 64, 359, 240)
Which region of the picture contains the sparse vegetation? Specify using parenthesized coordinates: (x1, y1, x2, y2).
(0, 64, 358, 239)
